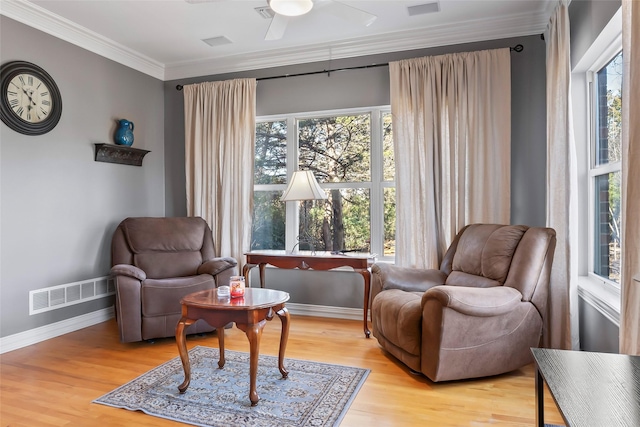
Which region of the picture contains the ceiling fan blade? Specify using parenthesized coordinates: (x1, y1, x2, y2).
(321, 1, 377, 27)
(265, 13, 289, 40)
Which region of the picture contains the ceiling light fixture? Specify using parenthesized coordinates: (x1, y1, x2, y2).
(268, 0, 313, 17)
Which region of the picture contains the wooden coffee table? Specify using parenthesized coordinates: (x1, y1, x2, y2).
(175, 287, 290, 406)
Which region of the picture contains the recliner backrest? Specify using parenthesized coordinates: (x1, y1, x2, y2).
(111, 217, 215, 279)
(443, 224, 556, 311)
(445, 224, 528, 288)
(504, 227, 556, 311)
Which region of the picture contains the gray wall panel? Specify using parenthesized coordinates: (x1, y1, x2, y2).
(0, 17, 165, 337)
(569, 0, 622, 69)
(579, 298, 619, 353)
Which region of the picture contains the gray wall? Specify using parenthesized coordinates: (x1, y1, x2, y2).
(569, 0, 621, 353)
(570, 0, 622, 70)
(0, 17, 165, 337)
(164, 35, 547, 309)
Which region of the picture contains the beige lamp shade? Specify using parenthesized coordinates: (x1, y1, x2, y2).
(281, 170, 327, 201)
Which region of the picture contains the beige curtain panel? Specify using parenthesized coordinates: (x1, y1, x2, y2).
(389, 48, 511, 269)
(619, 0, 640, 355)
(183, 78, 257, 267)
(545, 0, 577, 350)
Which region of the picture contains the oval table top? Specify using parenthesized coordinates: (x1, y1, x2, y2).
(181, 287, 290, 311)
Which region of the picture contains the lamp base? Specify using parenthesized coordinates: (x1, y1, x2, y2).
(290, 233, 321, 254)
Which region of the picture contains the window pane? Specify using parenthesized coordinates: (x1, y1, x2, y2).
(298, 114, 371, 183)
(383, 112, 395, 181)
(255, 121, 287, 185)
(595, 51, 623, 166)
(251, 191, 285, 250)
(593, 172, 621, 283)
(383, 187, 396, 256)
(298, 188, 370, 252)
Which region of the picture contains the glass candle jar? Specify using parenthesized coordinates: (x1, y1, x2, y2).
(217, 285, 230, 299)
(230, 276, 245, 298)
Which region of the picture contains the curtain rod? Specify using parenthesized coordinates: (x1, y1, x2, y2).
(176, 44, 523, 91)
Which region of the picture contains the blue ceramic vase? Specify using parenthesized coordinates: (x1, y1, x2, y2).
(114, 119, 134, 146)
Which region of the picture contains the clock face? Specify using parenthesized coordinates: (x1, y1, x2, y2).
(7, 73, 53, 124)
(0, 61, 62, 135)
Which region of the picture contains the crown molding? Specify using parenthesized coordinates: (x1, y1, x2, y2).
(165, 10, 549, 80)
(0, 0, 165, 80)
(2, 0, 550, 82)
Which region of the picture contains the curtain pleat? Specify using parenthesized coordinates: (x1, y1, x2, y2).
(183, 79, 256, 267)
(544, 0, 578, 350)
(390, 49, 511, 269)
(619, 0, 640, 355)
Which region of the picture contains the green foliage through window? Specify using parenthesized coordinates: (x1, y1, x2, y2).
(252, 109, 395, 258)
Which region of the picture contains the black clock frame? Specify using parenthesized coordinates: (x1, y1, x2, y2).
(0, 61, 63, 136)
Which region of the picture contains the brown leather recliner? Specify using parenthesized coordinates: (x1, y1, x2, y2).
(110, 216, 238, 343)
(371, 224, 556, 382)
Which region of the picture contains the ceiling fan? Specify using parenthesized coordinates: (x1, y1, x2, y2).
(264, 0, 378, 41)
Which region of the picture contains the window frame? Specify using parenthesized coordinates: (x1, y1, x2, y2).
(254, 105, 394, 261)
(586, 45, 623, 293)
(571, 7, 623, 326)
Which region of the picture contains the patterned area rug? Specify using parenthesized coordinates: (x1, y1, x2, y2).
(94, 346, 369, 427)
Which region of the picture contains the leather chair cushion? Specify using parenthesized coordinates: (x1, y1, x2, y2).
(135, 252, 203, 279)
(372, 289, 423, 357)
(141, 275, 214, 317)
(450, 224, 527, 285)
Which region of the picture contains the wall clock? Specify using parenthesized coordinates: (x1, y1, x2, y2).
(0, 61, 62, 135)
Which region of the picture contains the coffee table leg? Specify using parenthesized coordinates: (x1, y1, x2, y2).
(276, 307, 290, 378)
(237, 320, 267, 406)
(175, 317, 195, 393)
(217, 325, 225, 369)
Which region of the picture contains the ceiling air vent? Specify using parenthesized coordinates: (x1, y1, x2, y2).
(407, 2, 440, 16)
(255, 6, 276, 19)
(202, 36, 233, 47)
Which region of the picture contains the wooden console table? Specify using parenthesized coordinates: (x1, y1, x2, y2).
(531, 347, 640, 427)
(243, 250, 375, 338)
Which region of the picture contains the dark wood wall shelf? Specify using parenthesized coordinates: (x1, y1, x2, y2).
(94, 143, 150, 166)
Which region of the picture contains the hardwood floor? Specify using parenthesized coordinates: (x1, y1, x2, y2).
(0, 315, 564, 426)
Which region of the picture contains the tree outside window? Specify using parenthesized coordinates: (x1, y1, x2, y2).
(592, 50, 622, 284)
(251, 108, 395, 258)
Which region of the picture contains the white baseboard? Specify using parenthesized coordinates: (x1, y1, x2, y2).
(286, 303, 367, 321)
(0, 304, 366, 354)
(0, 306, 115, 354)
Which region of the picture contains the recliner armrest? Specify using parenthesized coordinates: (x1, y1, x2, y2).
(422, 285, 523, 317)
(372, 263, 447, 293)
(111, 264, 146, 281)
(198, 257, 238, 277)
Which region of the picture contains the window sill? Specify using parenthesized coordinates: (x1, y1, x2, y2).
(577, 276, 620, 327)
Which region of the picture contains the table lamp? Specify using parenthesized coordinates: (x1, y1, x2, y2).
(281, 170, 327, 252)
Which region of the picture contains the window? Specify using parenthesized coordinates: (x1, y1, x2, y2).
(589, 50, 623, 287)
(252, 107, 395, 260)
